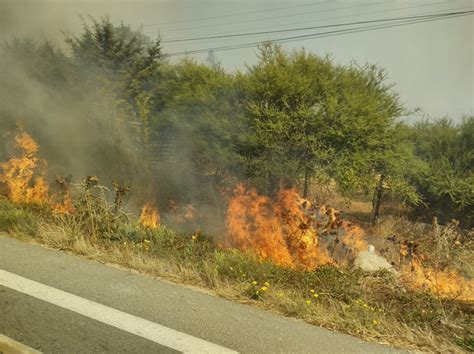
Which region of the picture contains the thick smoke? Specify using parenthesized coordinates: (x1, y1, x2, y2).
(0, 2, 146, 204)
(0, 1, 228, 237)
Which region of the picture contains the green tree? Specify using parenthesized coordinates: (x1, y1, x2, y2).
(148, 59, 244, 204)
(241, 43, 421, 219)
(66, 17, 161, 98)
(66, 17, 163, 185)
(410, 117, 473, 226)
(240, 44, 334, 196)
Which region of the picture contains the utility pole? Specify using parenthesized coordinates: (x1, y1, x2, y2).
(206, 50, 219, 69)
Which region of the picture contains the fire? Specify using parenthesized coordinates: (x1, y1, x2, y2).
(2, 128, 470, 302)
(274, 188, 333, 268)
(225, 184, 361, 269)
(168, 201, 196, 224)
(52, 177, 75, 214)
(140, 203, 160, 230)
(340, 222, 368, 254)
(226, 184, 294, 267)
(184, 204, 196, 221)
(0, 128, 49, 204)
(402, 259, 474, 302)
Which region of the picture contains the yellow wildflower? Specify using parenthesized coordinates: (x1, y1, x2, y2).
(313, 293, 319, 298)
(261, 286, 268, 292)
(310, 289, 315, 294)
(264, 281, 270, 287)
(252, 281, 258, 286)
(306, 300, 311, 305)
(372, 319, 378, 325)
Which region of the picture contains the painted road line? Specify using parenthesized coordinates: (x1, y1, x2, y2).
(0, 334, 42, 353)
(0, 270, 237, 354)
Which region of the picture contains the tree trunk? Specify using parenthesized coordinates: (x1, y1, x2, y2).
(303, 168, 309, 199)
(371, 174, 385, 225)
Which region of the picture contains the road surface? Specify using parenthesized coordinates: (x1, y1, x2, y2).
(0, 235, 400, 353)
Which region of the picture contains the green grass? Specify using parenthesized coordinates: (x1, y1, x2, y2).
(0, 197, 38, 235)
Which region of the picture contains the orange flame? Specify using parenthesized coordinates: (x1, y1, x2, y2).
(226, 184, 294, 267)
(140, 203, 160, 230)
(402, 259, 474, 302)
(168, 201, 196, 224)
(225, 184, 346, 269)
(184, 204, 196, 221)
(0, 128, 49, 204)
(52, 177, 75, 214)
(274, 189, 333, 268)
(340, 221, 368, 254)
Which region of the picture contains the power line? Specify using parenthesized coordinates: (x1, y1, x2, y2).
(160, 11, 464, 43)
(162, 0, 456, 41)
(163, 11, 473, 57)
(141, 0, 331, 27)
(147, 1, 392, 35)
(58, 9, 472, 55)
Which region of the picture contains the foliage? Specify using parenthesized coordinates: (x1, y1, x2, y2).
(241, 43, 421, 213)
(66, 17, 161, 98)
(409, 117, 474, 226)
(148, 59, 244, 204)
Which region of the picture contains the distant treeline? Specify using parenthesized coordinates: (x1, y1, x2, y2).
(0, 18, 472, 226)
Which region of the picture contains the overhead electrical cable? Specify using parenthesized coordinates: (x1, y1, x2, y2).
(148, 1, 392, 34)
(160, 10, 466, 43)
(158, 0, 455, 40)
(162, 10, 473, 57)
(141, 0, 331, 27)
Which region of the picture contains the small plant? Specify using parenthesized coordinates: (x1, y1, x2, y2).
(51, 177, 132, 242)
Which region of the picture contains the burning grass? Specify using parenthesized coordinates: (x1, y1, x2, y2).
(0, 127, 49, 204)
(1, 192, 472, 352)
(225, 184, 367, 270)
(0, 127, 473, 352)
(139, 203, 160, 230)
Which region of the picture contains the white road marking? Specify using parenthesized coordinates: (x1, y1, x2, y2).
(0, 270, 237, 354)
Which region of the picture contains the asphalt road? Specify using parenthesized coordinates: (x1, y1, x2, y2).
(0, 236, 401, 353)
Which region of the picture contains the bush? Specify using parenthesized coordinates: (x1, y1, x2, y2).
(410, 117, 474, 226)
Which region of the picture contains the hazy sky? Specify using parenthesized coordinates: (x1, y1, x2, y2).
(1, 0, 473, 120)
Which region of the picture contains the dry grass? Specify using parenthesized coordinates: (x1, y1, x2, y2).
(0, 194, 472, 353)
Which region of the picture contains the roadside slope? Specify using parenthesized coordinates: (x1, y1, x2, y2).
(0, 235, 399, 353)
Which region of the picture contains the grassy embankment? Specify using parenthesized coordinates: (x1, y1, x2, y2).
(0, 189, 472, 353)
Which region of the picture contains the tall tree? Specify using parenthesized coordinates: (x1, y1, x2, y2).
(66, 17, 161, 98)
(241, 43, 420, 217)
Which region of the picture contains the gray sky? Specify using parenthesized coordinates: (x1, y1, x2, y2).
(2, 0, 473, 120)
